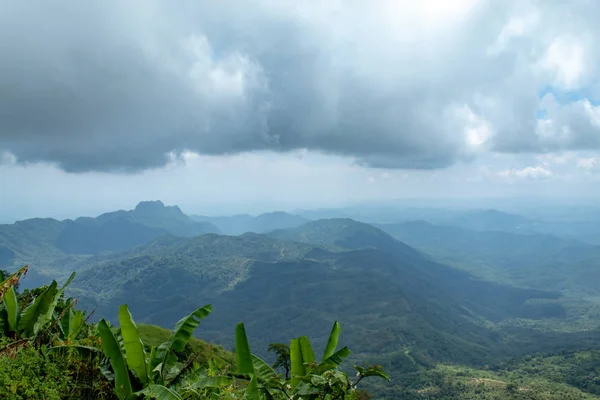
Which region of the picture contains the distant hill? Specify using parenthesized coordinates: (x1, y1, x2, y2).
(0, 200, 220, 279)
(294, 206, 533, 229)
(92, 200, 220, 238)
(447, 209, 533, 233)
(377, 220, 587, 260)
(70, 218, 567, 368)
(191, 211, 309, 235)
(376, 220, 600, 295)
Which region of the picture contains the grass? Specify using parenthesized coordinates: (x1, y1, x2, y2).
(137, 323, 235, 368)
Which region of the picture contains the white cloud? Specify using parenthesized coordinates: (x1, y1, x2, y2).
(535, 152, 575, 167)
(488, 12, 539, 55)
(537, 36, 589, 90)
(577, 157, 598, 171)
(0, 151, 17, 166)
(497, 166, 554, 180)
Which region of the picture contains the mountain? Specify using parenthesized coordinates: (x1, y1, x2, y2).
(377, 220, 589, 261)
(447, 209, 533, 232)
(376, 220, 600, 295)
(294, 206, 533, 227)
(0, 201, 221, 283)
(93, 200, 220, 238)
(70, 218, 568, 371)
(268, 217, 420, 257)
(191, 211, 309, 235)
(295, 204, 600, 245)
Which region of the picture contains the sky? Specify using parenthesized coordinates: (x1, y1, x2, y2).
(2, 0, 600, 221)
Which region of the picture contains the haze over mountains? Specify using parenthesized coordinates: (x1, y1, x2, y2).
(4, 199, 600, 397)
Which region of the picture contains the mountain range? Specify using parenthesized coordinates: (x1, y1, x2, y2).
(4, 200, 600, 398)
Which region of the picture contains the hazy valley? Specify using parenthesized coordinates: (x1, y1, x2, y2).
(4, 200, 600, 398)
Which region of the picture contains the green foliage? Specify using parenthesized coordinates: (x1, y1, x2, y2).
(3, 286, 19, 332)
(235, 323, 254, 375)
(267, 343, 290, 379)
(228, 321, 388, 400)
(385, 363, 600, 400)
(118, 304, 149, 384)
(98, 319, 133, 399)
(0, 342, 71, 400)
(98, 303, 215, 398)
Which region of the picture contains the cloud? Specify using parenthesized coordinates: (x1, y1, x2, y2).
(497, 166, 553, 180)
(577, 157, 598, 171)
(2, 0, 600, 173)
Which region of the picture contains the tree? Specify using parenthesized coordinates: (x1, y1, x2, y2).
(268, 343, 291, 380)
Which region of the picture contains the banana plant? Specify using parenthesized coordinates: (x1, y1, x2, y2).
(288, 321, 389, 399)
(289, 321, 349, 387)
(0, 271, 75, 341)
(58, 299, 86, 342)
(230, 321, 389, 399)
(97, 303, 212, 400)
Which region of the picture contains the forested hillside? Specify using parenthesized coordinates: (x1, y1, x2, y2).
(3, 203, 600, 399)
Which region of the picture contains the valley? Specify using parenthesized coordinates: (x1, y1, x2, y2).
(3, 201, 600, 399)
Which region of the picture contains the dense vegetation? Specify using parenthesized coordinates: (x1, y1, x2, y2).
(0, 267, 389, 399)
(4, 266, 600, 399)
(4, 202, 600, 398)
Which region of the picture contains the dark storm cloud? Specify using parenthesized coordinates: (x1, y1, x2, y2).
(1, 0, 600, 172)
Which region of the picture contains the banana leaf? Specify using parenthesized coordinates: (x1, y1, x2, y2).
(137, 384, 183, 400)
(299, 336, 315, 365)
(251, 354, 278, 382)
(60, 307, 85, 341)
(322, 321, 341, 360)
(17, 280, 58, 337)
(118, 304, 149, 384)
(235, 323, 254, 375)
(154, 304, 212, 380)
(290, 338, 305, 388)
(2, 286, 18, 332)
(98, 318, 133, 400)
(319, 346, 350, 370)
(166, 304, 212, 353)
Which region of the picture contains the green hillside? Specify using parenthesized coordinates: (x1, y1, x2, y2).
(137, 323, 235, 368)
(67, 220, 587, 386)
(192, 211, 309, 235)
(4, 206, 600, 399)
(0, 201, 221, 285)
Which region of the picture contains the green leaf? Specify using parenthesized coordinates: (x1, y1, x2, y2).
(118, 304, 149, 385)
(98, 318, 133, 400)
(293, 381, 320, 396)
(60, 302, 86, 341)
(322, 321, 341, 360)
(310, 374, 327, 387)
(137, 384, 183, 400)
(252, 354, 278, 381)
(17, 280, 59, 337)
(299, 336, 316, 365)
(69, 310, 85, 340)
(2, 286, 18, 332)
(245, 373, 260, 400)
(354, 365, 391, 381)
(290, 338, 305, 388)
(167, 304, 212, 353)
(320, 346, 350, 368)
(235, 322, 254, 375)
(60, 271, 76, 291)
(154, 304, 212, 381)
(192, 376, 233, 389)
